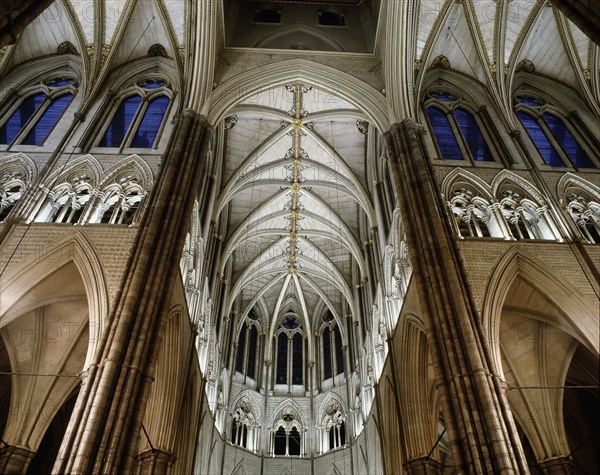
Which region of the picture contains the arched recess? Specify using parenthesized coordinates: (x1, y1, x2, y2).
(254, 25, 346, 52)
(378, 376, 404, 475)
(139, 305, 193, 461)
(0, 232, 107, 471)
(482, 247, 599, 371)
(207, 59, 389, 133)
(482, 247, 599, 470)
(0, 231, 109, 367)
(395, 314, 440, 463)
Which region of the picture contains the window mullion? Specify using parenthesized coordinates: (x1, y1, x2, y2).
(537, 117, 571, 168)
(120, 97, 147, 152)
(13, 96, 51, 146)
(448, 111, 473, 164)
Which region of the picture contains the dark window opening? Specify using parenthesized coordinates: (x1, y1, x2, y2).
(255, 8, 281, 23)
(276, 332, 288, 384)
(235, 324, 247, 373)
(319, 10, 345, 26)
(289, 428, 301, 456)
(334, 325, 344, 375)
(274, 427, 286, 455)
(323, 327, 332, 380)
(247, 326, 258, 379)
(292, 333, 303, 384)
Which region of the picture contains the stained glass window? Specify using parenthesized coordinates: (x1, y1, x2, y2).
(426, 107, 463, 160)
(23, 94, 74, 145)
(516, 97, 596, 169)
(100, 95, 142, 147)
(517, 110, 564, 167)
(542, 113, 595, 169)
(0, 93, 45, 144)
(454, 108, 493, 161)
(131, 96, 169, 148)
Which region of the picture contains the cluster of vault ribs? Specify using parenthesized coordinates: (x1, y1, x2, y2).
(283, 82, 312, 274)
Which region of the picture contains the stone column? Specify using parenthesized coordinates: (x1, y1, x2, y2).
(384, 119, 528, 474)
(0, 445, 36, 474)
(53, 111, 213, 475)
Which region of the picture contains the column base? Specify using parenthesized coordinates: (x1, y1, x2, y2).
(137, 448, 176, 475)
(0, 445, 36, 474)
(404, 456, 441, 475)
(539, 457, 576, 475)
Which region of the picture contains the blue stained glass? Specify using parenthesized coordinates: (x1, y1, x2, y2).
(0, 93, 45, 144)
(139, 80, 165, 89)
(517, 96, 543, 107)
(22, 94, 74, 145)
(130, 96, 169, 148)
(454, 108, 493, 161)
(100, 95, 142, 147)
(431, 92, 456, 102)
(47, 78, 73, 87)
(543, 113, 596, 169)
(426, 107, 463, 160)
(517, 111, 565, 167)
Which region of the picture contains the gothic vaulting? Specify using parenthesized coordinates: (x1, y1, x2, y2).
(0, 1, 598, 474)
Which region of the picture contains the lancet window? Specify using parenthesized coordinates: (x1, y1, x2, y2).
(318, 312, 345, 382)
(0, 77, 76, 146)
(274, 315, 304, 388)
(515, 97, 597, 169)
(234, 311, 261, 382)
(425, 92, 494, 163)
(98, 79, 171, 149)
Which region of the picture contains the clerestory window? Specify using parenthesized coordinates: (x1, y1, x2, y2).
(319, 312, 345, 382)
(515, 97, 597, 169)
(425, 92, 494, 163)
(98, 80, 171, 150)
(234, 312, 261, 382)
(274, 315, 304, 388)
(0, 77, 76, 146)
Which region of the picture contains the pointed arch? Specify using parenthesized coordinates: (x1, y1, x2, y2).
(481, 247, 599, 376)
(42, 154, 103, 189)
(557, 172, 600, 201)
(98, 154, 154, 191)
(0, 152, 37, 183)
(208, 59, 389, 132)
(0, 232, 109, 368)
(441, 168, 494, 201)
